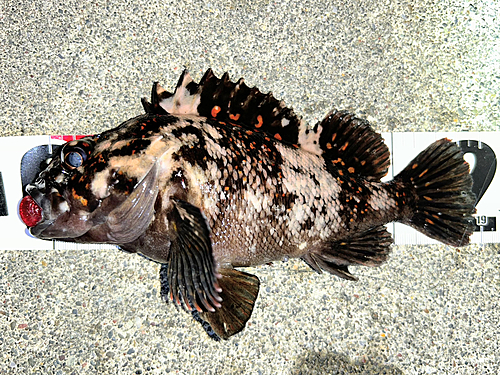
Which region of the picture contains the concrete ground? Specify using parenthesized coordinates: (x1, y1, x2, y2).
(0, 0, 499, 374)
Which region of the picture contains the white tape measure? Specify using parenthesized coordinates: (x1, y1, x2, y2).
(0, 133, 497, 250)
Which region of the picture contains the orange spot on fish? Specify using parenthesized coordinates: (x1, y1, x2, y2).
(419, 169, 428, 178)
(274, 133, 282, 141)
(211, 106, 221, 118)
(72, 190, 88, 206)
(348, 167, 355, 173)
(229, 113, 240, 121)
(255, 115, 263, 128)
(340, 142, 349, 151)
(412, 163, 418, 169)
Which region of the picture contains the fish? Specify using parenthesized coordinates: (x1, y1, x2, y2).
(19, 69, 476, 340)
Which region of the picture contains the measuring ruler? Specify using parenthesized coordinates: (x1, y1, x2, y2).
(0, 133, 497, 250)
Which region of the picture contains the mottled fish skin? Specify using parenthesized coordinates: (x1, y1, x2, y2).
(103, 113, 402, 267)
(22, 69, 476, 340)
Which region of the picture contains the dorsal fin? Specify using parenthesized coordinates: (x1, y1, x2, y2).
(141, 69, 304, 145)
(298, 110, 390, 181)
(142, 70, 390, 180)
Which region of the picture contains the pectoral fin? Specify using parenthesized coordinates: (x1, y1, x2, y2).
(157, 198, 260, 340)
(165, 199, 223, 313)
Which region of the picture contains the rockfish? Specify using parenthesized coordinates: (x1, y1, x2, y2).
(19, 69, 475, 340)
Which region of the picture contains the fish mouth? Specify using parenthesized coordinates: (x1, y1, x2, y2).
(20, 184, 74, 239)
(21, 183, 97, 240)
(19, 188, 58, 238)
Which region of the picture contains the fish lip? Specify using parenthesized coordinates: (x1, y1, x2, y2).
(25, 184, 46, 208)
(29, 218, 56, 238)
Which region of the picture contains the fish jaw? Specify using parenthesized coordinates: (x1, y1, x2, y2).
(23, 182, 94, 239)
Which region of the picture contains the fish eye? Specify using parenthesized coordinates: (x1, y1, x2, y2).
(60, 140, 94, 171)
(62, 147, 88, 170)
(66, 151, 84, 167)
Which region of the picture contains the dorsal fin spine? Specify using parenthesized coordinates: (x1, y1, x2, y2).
(143, 69, 303, 145)
(141, 69, 390, 180)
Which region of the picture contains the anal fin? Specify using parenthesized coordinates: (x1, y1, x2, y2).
(302, 254, 357, 281)
(199, 268, 260, 340)
(302, 225, 393, 281)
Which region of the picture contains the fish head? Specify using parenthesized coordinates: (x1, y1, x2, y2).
(21, 137, 99, 239)
(20, 122, 160, 244)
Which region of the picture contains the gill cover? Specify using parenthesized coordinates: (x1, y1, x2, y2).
(83, 161, 160, 243)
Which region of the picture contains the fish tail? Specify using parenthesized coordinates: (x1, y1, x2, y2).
(394, 138, 476, 246)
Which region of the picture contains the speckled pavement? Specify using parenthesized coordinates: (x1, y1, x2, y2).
(1, 1, 499, 374)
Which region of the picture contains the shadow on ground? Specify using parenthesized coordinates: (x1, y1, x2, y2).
(291, 350, 403, 375)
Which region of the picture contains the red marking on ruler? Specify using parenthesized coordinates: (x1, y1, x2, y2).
(50, 135, 92, 142)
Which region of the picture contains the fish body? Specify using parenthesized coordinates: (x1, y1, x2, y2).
(20, 69, 476, 340)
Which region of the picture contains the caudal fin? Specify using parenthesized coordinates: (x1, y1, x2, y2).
(395, 138, 475, 246)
